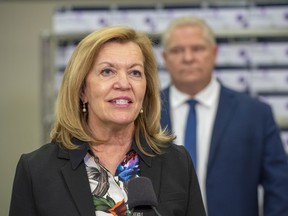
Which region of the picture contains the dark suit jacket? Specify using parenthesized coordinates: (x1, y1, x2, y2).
(160, 85, 288, 216)
(9, 138, 206, 216)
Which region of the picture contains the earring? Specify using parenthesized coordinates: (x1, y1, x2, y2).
(82, 102, 87, 113)
(140, 108, 143, 114)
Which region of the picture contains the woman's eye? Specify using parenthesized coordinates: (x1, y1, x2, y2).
(100, 68, 114, 77)
(130, 70, 142, 77)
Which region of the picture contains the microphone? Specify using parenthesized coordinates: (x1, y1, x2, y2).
(128, 177, 162, 216)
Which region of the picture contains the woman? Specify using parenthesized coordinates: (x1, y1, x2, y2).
(9, 26, 206, 216)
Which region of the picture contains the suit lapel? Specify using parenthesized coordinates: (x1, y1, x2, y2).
(207, 86, 237, 171)
(58, 147, 95, 216)
(160, 87, 173, 132)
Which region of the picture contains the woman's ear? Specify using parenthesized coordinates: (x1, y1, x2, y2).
(80, 86, 87, 103)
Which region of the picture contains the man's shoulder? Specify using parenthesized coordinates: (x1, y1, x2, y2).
(220, 85, 271, 110)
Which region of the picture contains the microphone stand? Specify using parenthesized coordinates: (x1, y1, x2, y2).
(130, 207, 162, 216)
(152, 206, 162, 216)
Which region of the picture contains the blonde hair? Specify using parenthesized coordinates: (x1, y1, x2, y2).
(50, 26, 175, 155)
(162, 16, 216, 48)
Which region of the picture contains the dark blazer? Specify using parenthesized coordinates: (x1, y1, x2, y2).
(160, 85, 288, 216)
(9, 138, 206, 216)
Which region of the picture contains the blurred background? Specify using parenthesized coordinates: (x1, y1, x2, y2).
(1, 0, 288, 215)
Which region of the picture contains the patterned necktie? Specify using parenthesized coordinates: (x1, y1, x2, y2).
(184, 99, 197, 169)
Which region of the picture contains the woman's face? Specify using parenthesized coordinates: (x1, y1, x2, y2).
(82, 41, 146, 130)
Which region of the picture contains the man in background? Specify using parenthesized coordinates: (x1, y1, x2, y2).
(160, 16, 288, 216)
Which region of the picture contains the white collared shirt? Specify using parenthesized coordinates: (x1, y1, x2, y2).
(169, 77, 220, 209)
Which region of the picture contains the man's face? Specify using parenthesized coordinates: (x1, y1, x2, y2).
(162, 25, 217, 95)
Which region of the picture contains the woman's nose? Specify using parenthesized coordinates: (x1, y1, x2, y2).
(114, 72, 131, 89)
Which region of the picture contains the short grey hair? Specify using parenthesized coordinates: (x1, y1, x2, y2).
(161, 16, 216, 48)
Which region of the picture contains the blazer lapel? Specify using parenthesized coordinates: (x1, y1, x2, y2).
(160, 87, 173, 133)
(207, 86, 237, 171)
(140, 155, 162, 199)
(133, 138, 162, 199)
(58, 146, 95, 216)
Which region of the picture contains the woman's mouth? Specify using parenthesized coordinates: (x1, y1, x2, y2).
(111, 99, 131, 105)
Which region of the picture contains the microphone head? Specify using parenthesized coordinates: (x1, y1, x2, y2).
(127, 177, 158, 209)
